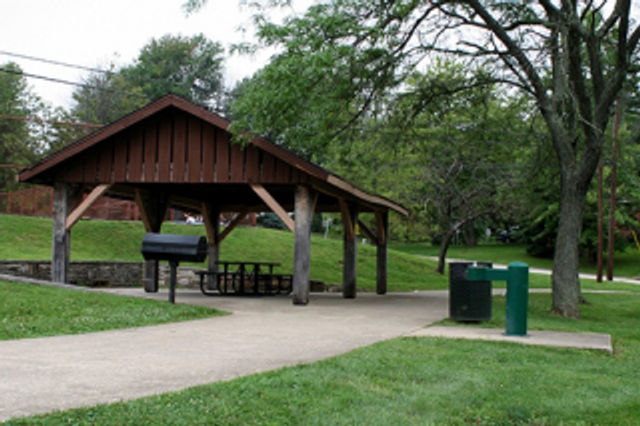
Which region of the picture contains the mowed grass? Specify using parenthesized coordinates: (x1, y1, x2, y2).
(2, 214, 639, 292)
(391, 241, 640, 279)
(0, 214, 446, 292)
(0, 280, 225, 340)
(8, 291, 640, 425)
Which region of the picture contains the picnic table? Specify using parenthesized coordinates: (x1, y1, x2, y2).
(196, 261, 291, 296)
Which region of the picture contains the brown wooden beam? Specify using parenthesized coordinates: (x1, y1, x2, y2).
(201, 202, 220, 289)
(167, 194, 203, 213)
(250, 183, 295, 232)
(292, 185, 313, 305)
(219, 209, 249, 243)
(65, 184, 111, 230)
(376, 211, 389, 295)
(135, 189, 153, 232)
(339, 198, 355, 241)
(375, 211, 387, 246)
(52, 183, 70, 283)
(342, 201, 358, 298)
(357, 219, 378, 246)
(134, 188, 168, 293)
(134, 189, 168, 233)
(311, 191, 319, 215)
(201, 202, 219, 246)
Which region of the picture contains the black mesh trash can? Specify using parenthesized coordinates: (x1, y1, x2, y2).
(449, 261, 492, 322)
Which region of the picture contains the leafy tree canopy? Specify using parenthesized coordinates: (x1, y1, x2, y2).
(219, 0, 640, 317)
(71, 33, 225, 127)
(0, 62, 48, 191)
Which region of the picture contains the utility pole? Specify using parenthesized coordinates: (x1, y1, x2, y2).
(606, 98, 621, 281)
(597, 159, 604, 282)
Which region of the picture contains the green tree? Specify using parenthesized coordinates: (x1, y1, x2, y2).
(189, 0, 640, 318)
(0, 62, 47, 194)
(56, 33, 226, 150)
(71, 67, 147, 125)
(121, 33, 225, 106)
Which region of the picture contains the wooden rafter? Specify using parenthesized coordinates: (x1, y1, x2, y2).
(219, 209, 249, 243)
(65, 184, 111, 230)
(200, 202, 218, 245)
(250, 183, 295, 232)
(134, 188, 153, 232)
(357, 219, 378, 245)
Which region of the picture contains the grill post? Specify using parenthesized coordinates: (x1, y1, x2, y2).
(140, 233, 208, 303)
(169, 261, 178, 304)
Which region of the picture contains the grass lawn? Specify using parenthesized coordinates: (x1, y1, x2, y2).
(391, 241, 640, 279)
(7, 291, 640, 425)
(2, 214, 639, 293)
(0, 280, 225, 340)
(0, 214, 443, 292)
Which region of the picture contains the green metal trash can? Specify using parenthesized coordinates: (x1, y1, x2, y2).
(449, 262, 492, 322)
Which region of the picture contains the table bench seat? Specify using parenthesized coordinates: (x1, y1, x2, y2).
(196, 268, 292, 296)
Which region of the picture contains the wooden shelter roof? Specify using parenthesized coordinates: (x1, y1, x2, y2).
(19, 94, 407, 216)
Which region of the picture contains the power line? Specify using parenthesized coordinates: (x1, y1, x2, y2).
(0, 49, 116, 76)
(0, 49, 234, 97)
(0, 66, 147, 99)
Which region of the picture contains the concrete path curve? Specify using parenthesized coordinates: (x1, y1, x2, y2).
(425, 256, 640, 286)
(0, 289, 448, 422)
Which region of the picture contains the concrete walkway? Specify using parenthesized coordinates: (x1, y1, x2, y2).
(0, 289, 449, 422)
(425, 256, 640, 285)
(0, 277, 622, 421)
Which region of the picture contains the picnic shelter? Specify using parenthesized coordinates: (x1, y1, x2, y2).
(18, 95, 408, 305)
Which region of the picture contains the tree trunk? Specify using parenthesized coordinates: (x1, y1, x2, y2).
(437, 214, 489, 274)
(436, 227, 456, 274)
(551, 173, 587, 318)
(462, 222, 477, 246)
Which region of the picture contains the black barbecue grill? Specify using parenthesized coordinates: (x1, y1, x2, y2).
(141, 233, 208, 303)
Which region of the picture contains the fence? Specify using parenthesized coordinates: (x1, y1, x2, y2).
(0, 186, 153, 221)
(0, 186, 257, 225)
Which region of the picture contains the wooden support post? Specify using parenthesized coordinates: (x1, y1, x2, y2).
(52, 183, 70, 283)
(201, 202, 220, 290)
(340, 200, 358, 299)
(292, 185, 313, 305)
(135, 189, 168, 292)
(375, 211, 389, 295)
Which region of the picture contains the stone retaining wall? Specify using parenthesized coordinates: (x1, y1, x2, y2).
(0, 260, 203, 288)
(0, 261, 330, 291)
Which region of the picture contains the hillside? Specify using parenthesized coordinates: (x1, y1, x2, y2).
(0, 214, 446, 292)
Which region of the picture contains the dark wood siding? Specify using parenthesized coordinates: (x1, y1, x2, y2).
(84, 150, 98, 183)
(202, 122, 215, 182)
(245, 145, 260, 183)
(261, 152, 275, 181)
(229, 142, 244, 182)
(157, 120, 171, 182)
(51, 108, 314, 187)
(127, 127, 143, 182)
(188, 116, 202, 183)
(113, 134, 128, 182)
(143, 124, 157, 182)
(172, 113, 186, 183)
(98, 142, 113, 182)
(216, 129, 229, 182)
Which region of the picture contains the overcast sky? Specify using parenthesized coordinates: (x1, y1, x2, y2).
(1, 0, 310, 109)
